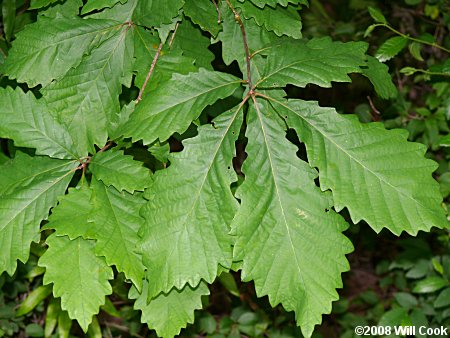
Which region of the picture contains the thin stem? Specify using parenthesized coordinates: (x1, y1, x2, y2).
(212, 0, 221, 23)
(373, 23, 450, 53)
(168, 22, 180, 48)
(136, 42, 164, 103)
(225, 0, 253, 91)
(98, 141, 113, 153)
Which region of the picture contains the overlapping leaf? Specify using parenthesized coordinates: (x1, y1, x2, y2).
(218, 5, 280, 69)
(90, 150, 152, 193)
(130, 280, 209, 338)
(133, 26, 196, 93)
(2, 16, 119, 87)
(43, 186, 94, 240)
(81, 0, 124, 14)
(0, 87, 79, 159)
(139, 107, 242, 298)
(0, 153, 76, 275)
(232, 99, 352, 337)
(256, 37, 367, 88)
(133, 0, 183, 28)
(39, 235, 113, 332)
(234, 0, 302, 38)
(89, 180, 146, 288)
(183, 0, 221, 37)
(270, 98, 448, 235)
(170, 20, 215, 69)
(246, 0, 308, 8)
(123, 68, 241, 145)
(42, 23, 134, 154)
(361, 56, 397, 99)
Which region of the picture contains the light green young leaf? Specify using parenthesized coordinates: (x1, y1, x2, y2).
(0, 87, 79, 160)
(123, 68, 241, 145)
(89, 180, 146, 289)
(183, 0, 221, 37)
(42, 186, 94, 240)
(39, 235, 113, 332)
(234, 0, 302, 38)
(247, 0, 308, 8)
(368, 6, 387, 24)
(2, 16, 119, 87)
(256, 37, 367, 88)
(81, 0, 124, 14)
(361, 56, 397, 99)
(375, 36, 408, 62)
(0, 153, 76, 276)
(408, 42, 424, 62)
(133, 0, 183, 28)
(90, 150, 152, 193)
(270, 98, 448, 235)
(232, 98, 352, 338)
(130, 280, 209, 338)
(42, 24, 134, 154)
(139, 107, 242, 298)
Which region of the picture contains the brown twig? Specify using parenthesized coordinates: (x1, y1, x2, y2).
(367, 96, 381, 121)
(168, 22, 180, 48)
(224, 0, 253, 92)
(212, 0, 221, 23)
(136, 42, 164, 103)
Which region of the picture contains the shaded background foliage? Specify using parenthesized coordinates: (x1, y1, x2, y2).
(0, 0, 449, 337)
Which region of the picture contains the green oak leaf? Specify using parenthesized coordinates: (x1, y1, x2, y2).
(232, 98, 352, 337)
(0, 153, 76, 276)
(361, 56, 397, 99)
(42, 23, 134, 154)
(39, 235, 113, 332)
(130, 280, 209, 338)
(183, 0, 221, 37)
(256, 37, 367, 88)
(90, 150, 152, 193)
(2, 16, 119, 87)
(89, 179, 146, 289)
(0, 87, 79, 160)
(139, 107, 242, 298)
(270, 97, 448, 235)
(123, 68, 241, 145)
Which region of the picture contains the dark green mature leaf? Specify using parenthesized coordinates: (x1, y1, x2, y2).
(90, 150, 152, 193)
(39, 235, 113, 332)
(130, 280, 210, 338)
(133, 0, 183, 28)
(140, 107, 242, 298)
(2, 0, 15, 41)
(43, 186, 94, 240)
(0, 87, 79, 159)
(256, 37, 367, 88)
(0, 153, 76, 276)
(234, 0, 302, 38)
(270, 98, 448, 235)
(81, 0, 124, 14)
(183, 0, 221, 37)
(170, 20, 215, 69)
(123, 68, 241, 145)
(89, 180, 146, 289)
(42, 24, 134, 154)
(29, 0, 60, 9)
(375, 36, 408, 62)
(247, 0, 308, 8)
(361, 56, 397, 99)
(2, 16, 120, 87)
(232, 98, 352, 337)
